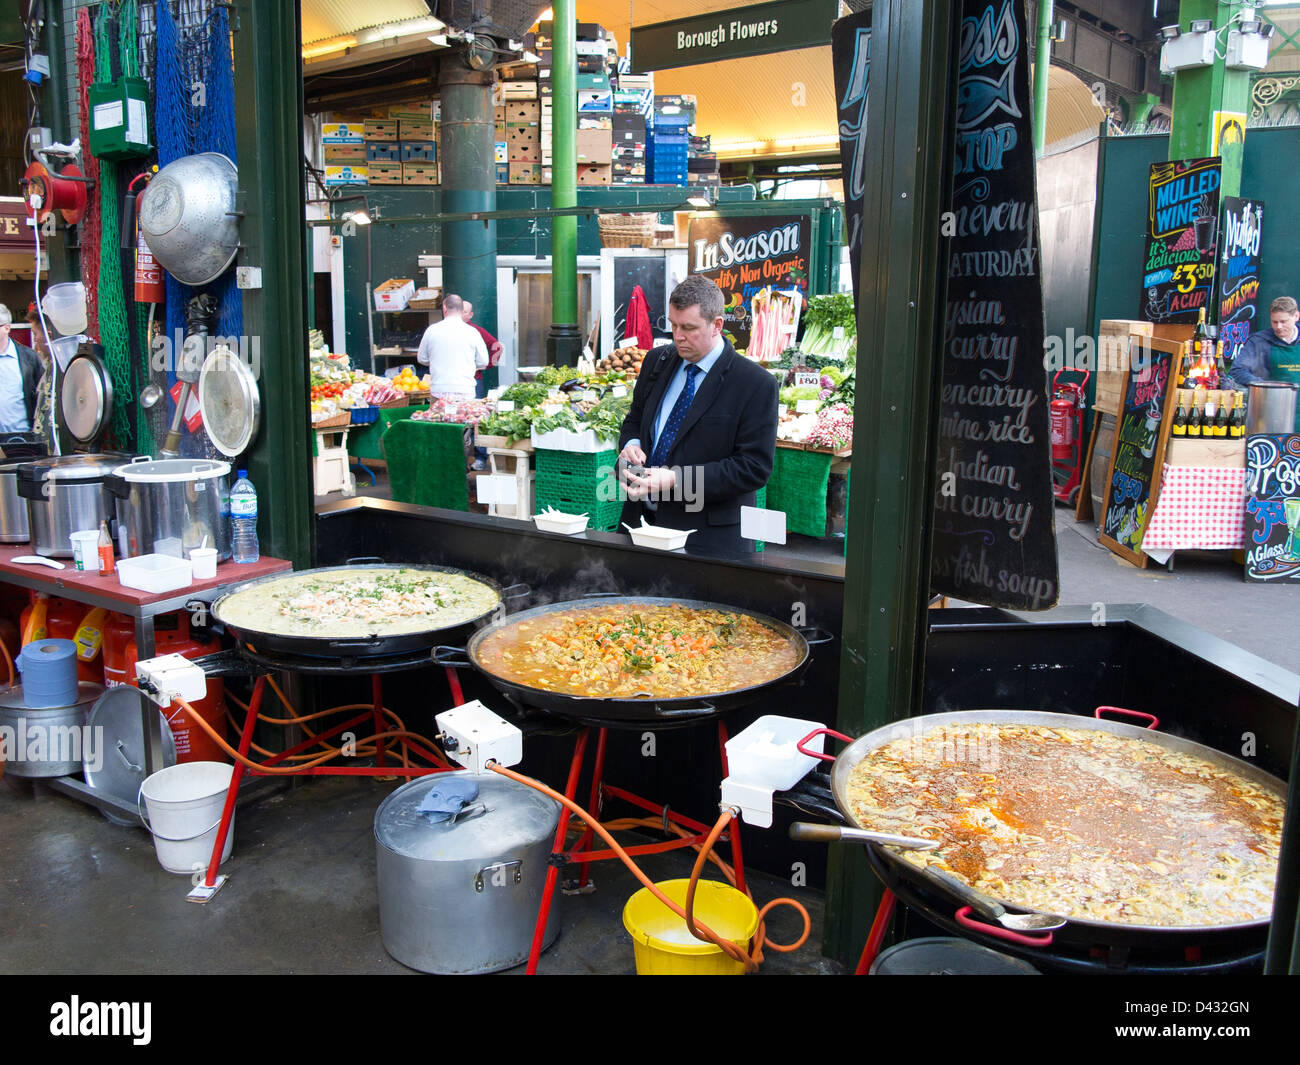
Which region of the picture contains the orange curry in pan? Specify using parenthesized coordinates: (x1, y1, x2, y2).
(475, 603, 800, 699)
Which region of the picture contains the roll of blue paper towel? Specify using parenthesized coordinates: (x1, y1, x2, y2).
(18, 639, 80, 708)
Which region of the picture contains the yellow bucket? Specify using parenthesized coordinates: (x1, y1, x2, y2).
(622, 879, 759, 975)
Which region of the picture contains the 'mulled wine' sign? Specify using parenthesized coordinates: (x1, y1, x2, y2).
(930, 0, 1059, 610)
(1140, 157, 1221, 324)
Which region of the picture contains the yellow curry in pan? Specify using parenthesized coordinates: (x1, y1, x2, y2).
(475, 603, 800, 698)
(846, 722, 1285, 928)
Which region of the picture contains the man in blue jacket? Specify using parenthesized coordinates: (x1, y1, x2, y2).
(1230, 297, 1300, 430)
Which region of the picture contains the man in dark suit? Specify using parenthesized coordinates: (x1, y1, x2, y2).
(0, 303, 44, 434)
(618, 276, 778, 557)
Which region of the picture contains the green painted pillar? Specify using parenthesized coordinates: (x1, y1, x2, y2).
(439, 56, 499, 350)
(1033, 0, 1053, 154)
(1169, 0, 1253, 197)
(546, 0, 581, 368)
(1125, 91, 1161, 128)
(822, 0, 956, 963)
(232, 0, 313, 566)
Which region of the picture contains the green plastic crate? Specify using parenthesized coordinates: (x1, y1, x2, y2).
(534, 447, 624, 530)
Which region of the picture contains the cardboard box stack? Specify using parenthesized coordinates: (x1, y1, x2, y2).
(507, 97, 541, 185)
(612, 91, 647, 184)
(323, 120, 368, 185)
(688, 134, 719, 187)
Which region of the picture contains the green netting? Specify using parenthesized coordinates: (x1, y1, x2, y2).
(382, 420, 470, 511)
(765, 448, 833, 538)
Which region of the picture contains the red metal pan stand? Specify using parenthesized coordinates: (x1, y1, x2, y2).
(524, 720, 745, 974)
(194, 665, 466, 897)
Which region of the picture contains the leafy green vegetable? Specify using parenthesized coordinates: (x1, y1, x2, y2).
(501, 382, 550, 407)
(799, 294, 857, 360)
(533, 366, 571, 386)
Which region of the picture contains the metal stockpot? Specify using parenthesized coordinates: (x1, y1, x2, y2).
(374, 771, 561, 974)
(0, 683, 104, 778)
(16, 454, 128, 557)
(107, 457, 232, 561)
(1246, 381, 1299, 435)
(0, 461, 32, 543)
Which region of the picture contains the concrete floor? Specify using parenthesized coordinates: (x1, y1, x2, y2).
(3, 490, 1294, 976)
(0, 772, 840, 975)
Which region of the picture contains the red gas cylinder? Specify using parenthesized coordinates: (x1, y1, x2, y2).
(1049, 393, 1075, 459)
(101, 610, 229, 764)
(19, 594, 105, 684)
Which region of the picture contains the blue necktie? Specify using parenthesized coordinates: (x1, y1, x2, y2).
(651, 364, 700, 467)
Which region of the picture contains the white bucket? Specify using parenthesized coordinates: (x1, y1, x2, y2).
(139, 761, 235, 875)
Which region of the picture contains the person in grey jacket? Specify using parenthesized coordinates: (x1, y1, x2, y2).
(0, 303, 45, 433)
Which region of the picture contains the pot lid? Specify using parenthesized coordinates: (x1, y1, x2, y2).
(59, 353, 114, 445)
(83, 686, 177, 826)
(198, 346, 260, 458)
(374, 771, 560, 861)
(0, 681, 104, 711)
(113, 457, 231, 483)
(17, 452, 130, 483)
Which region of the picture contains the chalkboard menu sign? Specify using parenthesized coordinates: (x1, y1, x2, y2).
(1244, 433, 1300, 582)
(1098, 337, 1180, 568)
(1140, 157, 1221, 324)
(831, 9, 871, 300)
(1218, 197, 1264, 363)
(687, 213, 810, 350)
(930, 0, 1059, 611)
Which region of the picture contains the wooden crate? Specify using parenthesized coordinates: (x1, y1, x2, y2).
(1166, 437, 1246, 468)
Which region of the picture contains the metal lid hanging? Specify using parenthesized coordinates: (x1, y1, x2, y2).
(198, 346, 260, 458)
(58, 349, 115, 446)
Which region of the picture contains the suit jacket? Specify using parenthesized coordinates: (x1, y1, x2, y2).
(8, 342, 43, 431)
(618, 340, 778, 556)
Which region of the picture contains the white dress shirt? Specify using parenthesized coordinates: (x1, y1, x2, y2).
(417, 314, 489, 398)
(0, 338, 30, 433)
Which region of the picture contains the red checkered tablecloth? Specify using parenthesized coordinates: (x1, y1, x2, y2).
(1142, 464, 1246, 552)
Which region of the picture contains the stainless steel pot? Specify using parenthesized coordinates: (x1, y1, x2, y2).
(0, 682, 104, 778)
(1246, 381, 1299, 435)
(107, 457, 232, 561)
(0, 461, 31, 543)
(375, 771, 561, 974)
(16, 454, 128, 558)
(138, 153, 240, 287)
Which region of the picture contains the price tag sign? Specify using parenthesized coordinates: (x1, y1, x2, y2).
(832, 326, 845, 340)
(611, 386, 628, 398)
(487, 387, 504, 400)
(475, 475, 519, 506)
(542, 403, 564, 416)
(582, 389, 600, 402)
(741, 506, 787, 545)
(796, 399, 820, 414)
(794, 372, 822, 388)
(444, 403, 459, 419)
(495, 400, 516, 412)
(779, 404, 790, 418)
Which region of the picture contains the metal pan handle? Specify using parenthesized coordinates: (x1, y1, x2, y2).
(788, 823, 938, 851)
(326, 635, 385, 651)
(501, 582, 530, 602)
(652, 701, 717, 718)
(582, 591, 619, 599)
(1095, 705, 1159, 730)
(925, 867, 1007, 922)
(345, 555, 385, 565)
(797, 626, 835, 646)
(955, 907, 1054, 949)
(432, 645, 471, 668)
(797, 726, 852, 762)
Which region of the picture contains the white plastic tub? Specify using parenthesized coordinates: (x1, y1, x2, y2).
(533, 510, 589, 535)
(624, 523, 694, 551)
(116, 552, 193, 593)
(724, 716, 825, 791)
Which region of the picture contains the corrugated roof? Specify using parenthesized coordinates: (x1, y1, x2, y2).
(302, 0, 434, 45)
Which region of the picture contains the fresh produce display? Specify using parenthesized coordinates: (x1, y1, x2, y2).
(412, 398, 493, 425)
(745, 288, 802, 363)
(533, 365, 573, 386)
(595, 345, 648, 376)
(805, 404, 854, 451)
(393, 366, 430, 393)
(779, 385, 822, 407)
(798, 293, 856, 362)
(500, 382, 551, 407)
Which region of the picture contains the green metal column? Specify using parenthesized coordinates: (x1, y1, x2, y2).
(439, 57, 498, 344)
(823, 0, 956, 963)
(546, 0, 581, 368)
(233, 0, 312, 566)
(1033, 0, 1053, 154)
(1169, 0, 1253, 197)
(1126, 92, 1160, 128)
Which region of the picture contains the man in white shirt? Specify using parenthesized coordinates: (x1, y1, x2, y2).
(416, 294, 488, 399)
(0, 303, 43, 434)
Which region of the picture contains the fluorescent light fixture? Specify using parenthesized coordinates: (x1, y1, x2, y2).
(686, 192, 712, 208)
(302, 35, 357, 60)
(1189, 19, 1213, 33)
(1160, 24, 1181, 40)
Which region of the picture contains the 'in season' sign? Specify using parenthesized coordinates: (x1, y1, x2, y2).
(930, 0, 1059, 611)
(630, 0, 836, 73)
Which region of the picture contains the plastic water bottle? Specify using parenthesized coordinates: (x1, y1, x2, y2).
(230, 469, 260, 564)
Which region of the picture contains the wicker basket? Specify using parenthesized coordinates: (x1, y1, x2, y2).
(598, 213, 658, 248)
(312, 412, 352, 430)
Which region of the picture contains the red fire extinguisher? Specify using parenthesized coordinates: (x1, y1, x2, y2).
(125, 170, 164, 304)
(1050, 390, 1075, 460)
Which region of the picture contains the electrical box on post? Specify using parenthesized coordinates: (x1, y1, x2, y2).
(88, 77, 153, 160)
